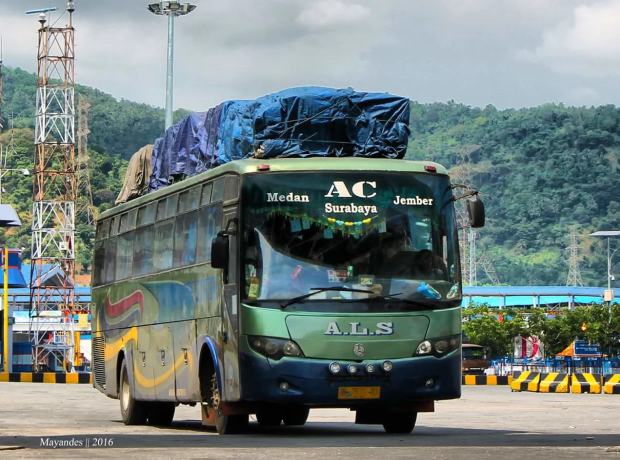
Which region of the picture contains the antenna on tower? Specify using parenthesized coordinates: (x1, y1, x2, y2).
(566, 227, 584, 287)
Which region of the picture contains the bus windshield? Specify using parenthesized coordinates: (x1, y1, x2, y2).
(241, 172, 460, 306)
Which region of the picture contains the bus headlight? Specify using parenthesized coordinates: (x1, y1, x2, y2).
(414, 335, 461, 357)
(249, 336, 305, 361)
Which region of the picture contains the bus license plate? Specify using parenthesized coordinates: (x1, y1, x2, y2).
(338, 386, 381, 400)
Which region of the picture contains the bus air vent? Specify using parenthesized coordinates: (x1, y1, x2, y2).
(92, 336, 106, 390)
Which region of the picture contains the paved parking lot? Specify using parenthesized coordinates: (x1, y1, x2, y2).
(0, 383, 618, 459)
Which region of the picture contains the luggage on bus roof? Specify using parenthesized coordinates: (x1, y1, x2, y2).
(148, 87, 411, 192)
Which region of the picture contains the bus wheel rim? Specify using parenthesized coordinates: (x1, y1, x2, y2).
(122, 371, 130, 411)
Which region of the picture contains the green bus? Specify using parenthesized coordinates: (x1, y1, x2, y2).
(91, 157, 484, 434)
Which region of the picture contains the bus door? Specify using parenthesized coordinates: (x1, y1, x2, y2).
(220, 210, 241, 402)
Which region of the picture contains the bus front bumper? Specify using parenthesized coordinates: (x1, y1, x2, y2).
(238, 350, 461, 407)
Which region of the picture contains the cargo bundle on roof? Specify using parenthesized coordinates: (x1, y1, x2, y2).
(118, 86, 411, 201)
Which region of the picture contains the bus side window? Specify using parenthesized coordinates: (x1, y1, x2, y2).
(103, 238, 117, 285)
(133, 225, 154, 277)
(154, 219, 174, 272)
(115, 230, 134, 281)
(174, 210, 198, 267)
(197, 205, 222, 263)
(225, 175, 239, 201)
(201, 183, 213, 206)
(212, 178, 225, 202)
(93, 240, 105, 286)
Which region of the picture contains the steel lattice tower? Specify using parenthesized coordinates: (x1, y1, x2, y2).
(566, 228, 584, 287)
(30, 4, 77, 372)
(451, 145, 500, 286)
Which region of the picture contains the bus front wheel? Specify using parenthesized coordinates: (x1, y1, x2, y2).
(382, 412, 417, 434)
(211, 374, 248, 435)
(119, 358, 147, 425)
(282, 407, 310, 426)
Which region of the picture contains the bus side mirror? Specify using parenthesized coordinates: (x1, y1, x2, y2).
(467, 195, 485, 228)
(211, 235, 230, 269)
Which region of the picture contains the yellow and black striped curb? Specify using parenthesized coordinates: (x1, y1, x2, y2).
(462, 375, 512, 385)
(511, 371, 541, 392)
(572, 373, 602, 394)
(604, 374, 620, 394)
(539, 373, 569, 393)
(0, 373, 91, 384)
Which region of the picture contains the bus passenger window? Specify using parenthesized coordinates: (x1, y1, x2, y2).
(188, 186, 200, 210)
(115, 231, 134, 281)
(103, 238, 117, 284)
(133, 226, 154, 277)
(174, 211, 198, 267)
(225, 175, 239, 201)
(178, 191, 189, 214)
(166, 195, 179, 219)
(154, 219, 174, 272)
(93, 241, 105, 286)
(212, 178, 225, 202)
(156, 200, 166, 221)
(196, 206, 222, 263)
(201, 183, 213, 206)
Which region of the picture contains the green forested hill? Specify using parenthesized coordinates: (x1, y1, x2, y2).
(406, 102, 620, 286)
(1, 66, 618, 285)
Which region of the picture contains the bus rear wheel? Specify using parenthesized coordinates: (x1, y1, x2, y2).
(119, 358, 147, 425)
(382, 413, 417, 434)
(147, 403, 176, 426)
(282, 407, 310, 426)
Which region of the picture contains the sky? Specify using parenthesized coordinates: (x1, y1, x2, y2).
(2, 0, 620, 111)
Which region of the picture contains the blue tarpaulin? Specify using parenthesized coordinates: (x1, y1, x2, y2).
(149, 87, 410, 192)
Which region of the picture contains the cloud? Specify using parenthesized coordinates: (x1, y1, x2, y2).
(297, 1, 371, 30)
(2, 0, 620, 111)
(564, 87, 601, 106)
(517, 0, 620, 77)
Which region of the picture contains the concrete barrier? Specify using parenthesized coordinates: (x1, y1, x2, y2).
(538, 373, 569, 393)
(604, 374, 620, 394)
(571, 373, 602, 394)
(0, 372, 91, 384)
(511, 371, 540, 392)
(462, 375, 512, 385)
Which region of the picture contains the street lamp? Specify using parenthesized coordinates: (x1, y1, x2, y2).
(590, 230, 620, 303)
(147, 1, 197, 130)
(0, 169, 30, 204)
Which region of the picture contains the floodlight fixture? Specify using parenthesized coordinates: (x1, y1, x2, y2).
(148, 1, 197, 130)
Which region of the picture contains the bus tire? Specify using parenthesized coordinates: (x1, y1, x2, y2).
(119, 358, 147, 425)
(256, 409, 283, 427)
(211, 374, 248, 435)
(282, 407, 310, 426)
(382, 412, 417, 434)
(147, 403, 176, 426)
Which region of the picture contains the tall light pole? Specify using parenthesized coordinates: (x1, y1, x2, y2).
(147, 1, 197, 130)
(590, 231, 620, 303)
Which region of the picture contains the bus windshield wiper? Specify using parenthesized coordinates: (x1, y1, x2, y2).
(280, 287, 374, 309)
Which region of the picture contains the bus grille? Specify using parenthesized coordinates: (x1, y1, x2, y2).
(92, 336, 106, 390)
